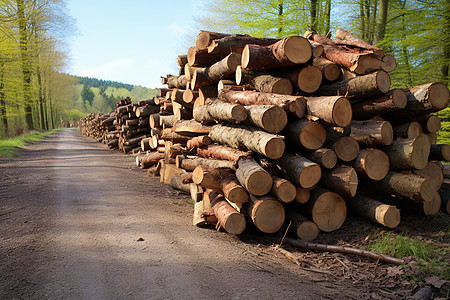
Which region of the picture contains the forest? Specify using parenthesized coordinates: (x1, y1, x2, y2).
(0, 0, 449, 140)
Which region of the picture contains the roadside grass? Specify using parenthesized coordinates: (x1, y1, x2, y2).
(367, 228, 450, 282)
(0, 129, 63, 158)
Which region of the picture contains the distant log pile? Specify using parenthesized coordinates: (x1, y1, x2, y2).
(79, 28, 450, 242)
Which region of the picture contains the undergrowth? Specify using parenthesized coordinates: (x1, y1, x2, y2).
(0, 129, 63, 158)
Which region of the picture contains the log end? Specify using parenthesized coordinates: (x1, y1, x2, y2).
(247, 170, 273, 196)
(429, 82, 450, 110)
(264, 137, 285, 160)
(376, 204, 400, 228)
(284, 36, 312, 64)
(271, 78, 294, 95)
(297, 65, 322, 93)
(392, 89, 407, 109)
(227, 52, 242, 72)
(380, 121, 394, 145)
(196, 31, 212, 50)
(411, 134, 431, 170)
(223, 211, 247, 235)
(187, 46, 197, 66)
(323, 63, 341, 82)
(426, 115, 441, 133)
(333, 136, 360, 162)
(423, 192, 441, 216)
(295, 187, 311, 204)
(364, 148, 390, 181)
(300, 164, 322, 189)
(332, 97, 353, 127)
(300, 122, 326, 150)
(275, 180, 297, 203)
(231, 104, 248, 122)
(226, 185, 249, 204)
(241, 46, 251, 69)
(312, 191, 347, 232)
(183, 89, 196, 103)
(321, 148, 338, 169)
(376, 70, 391, 94)
(251, 198, 285, 234)
(261, 106, 288, 133)
(420, 178, 437, 203)
(381, 55, 397, 73)
(296, 220, 320, 241)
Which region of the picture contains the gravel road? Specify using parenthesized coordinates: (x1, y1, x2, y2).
(0, 129, 356, 299)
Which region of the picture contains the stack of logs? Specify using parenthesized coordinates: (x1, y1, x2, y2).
(80, 28, 450, 241)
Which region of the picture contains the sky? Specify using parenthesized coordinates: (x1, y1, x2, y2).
(67, 0, 207, 89)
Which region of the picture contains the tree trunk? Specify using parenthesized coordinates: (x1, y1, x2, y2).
(236, 66, 293, 95)
(300, 186, 347, 232)
(302, 148, 337, 169)
(191, 53, 241, 89)
(244, 105, 287, 133)
(350, 119, 393, 146)
(278, 153, 322, 189)
(429, 144, 450, 162)
(353, 148, 390, 180)
(218, 89, 305, 118)
(205, 189, 246, 235)
(374, 0, 389, 44)
(286, 211, 319, 241)
(367, 172, 435, 202)
(384, 135, 430, 170)
(313, 57, 341, 81)
(241, 36, 312, 70)
(305, 96, 352, 127)
(317, 70, 390, 98)
(169, 174, 191, 193)
(247, 195, 285, 234)
(346, 194, 400, 228)
(351, 89, 407, 120)
(235, 157, 272, 196)
(320, 166, 358, 197)
(177, 155, 237, 171)
(209, 123, 285, 159)
(271, 175, 296, 203)
(196, 144, 252, 162)
(0, 64, 7, 134)
(159, 114, 176, 128)
(284, 119, 326, 150)
(192, 166, 248, 203)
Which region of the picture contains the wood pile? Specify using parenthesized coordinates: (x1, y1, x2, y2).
(79, 28, 450, 241)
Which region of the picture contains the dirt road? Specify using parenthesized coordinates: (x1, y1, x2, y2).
(0, 129, 360, 299)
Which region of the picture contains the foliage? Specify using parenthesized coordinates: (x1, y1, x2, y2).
(77, 77, 134, 92)
(62, 109, 85, 122)
(81, 85, 95, 106)
(0, 129, 62, 157)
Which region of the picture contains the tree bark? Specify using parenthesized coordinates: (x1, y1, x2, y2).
(242, 36, 312, 70)
(384, 135, 430, 170)
(247, 195, 285, 234)
(346, 194, 400, 228)
(235, 157, 273, 196)
(305, 96, 352, 127)
(186, 135, 212, 150)
(278, 153, 322, 189)
(196, 144, 252, 162)
(193, 98, 247, 124)
(245, 105, 287, 133)
(135, 105, 160, 118)
(140, 152, 165, 169)
(236, 66, 293, 95)
(172, 119, 212, 136)
(351, 89, 407, 120)
(349, 120, 393, 146)
(335, 28, 384, 57)
(164, 74, 189, 89)
(209, 123, 285, 159)
(196, 31, 231, 50)
(187, 46, 228, 67)
(429, 144, 450, 162)
(392, 122, 423, 139)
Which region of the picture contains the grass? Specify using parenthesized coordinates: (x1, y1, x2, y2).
(367, 231, 450, 282)
(0, 129, 63, 158)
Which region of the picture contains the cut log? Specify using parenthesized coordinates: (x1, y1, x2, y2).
(444, 165, 450, 179)
(427, 132, 437, 145)
(196, 30, 231, 50)
(159, 114, 176, 128)
(368, 172, 435, 202)
(183, 89, 198, 104)
(429, 144, 450, 162)
(272, 65, 323, 93)
(177, 54, 188, 67)
(207, 34, 279, 55)
(317, 70, 390, 98)
(284, 119, 326, 150)
(392, 121, 424, 139)
(313, 57, 341, 81)
(271, 176, 296, 203)
(209, 123, 285, 159)
(192, 166, 248, 204)
(140, 137, 152, 151)
(218, 89, 306, 118)
(191, 53, 241, 89)
(242, 36, 312, 70)
(149, 113, 160, 128)
(335, 28, 385, 57)
(384, 135, 431, 170)
(206, 189, 246, 235)
(235, 157, 272, 196)
(325, 136, 360, 162)
(309, 41, 324, 58)
(160, 128, 190, 144)
(245, 105, 287, 133)
(295, 187, 311, 204)
(345, 195, 400, 228)
(351, 89, 407, 120)
(164, 74, 189, 89)
(413, 114, 441, 133)
(187, 46, 227, 67)
(286, 211, 319, 241)
(412, 161, 444, 191)
(196, 144, 251, 162)
(278, 153, 322, 189)
(382, 82, 450, 120)
(395, 192, 441, 216)
(186, 135, 212, 150)
(169, 175, 190, 193)
(350, 120, 393, 146)
(236, 66, 293, 95)
(381, 55, 397, 72)
(172, 119, 212, 136)
(353, 148, 390, 181)
(247, 195, 285, 234)
(177, 155, 237, 171)
(193, 98, 247, 124)
(140, 152, 165, 169)
(305, 96, 352, 127)
(135, 105, 160, 118)
(193, 199, 208, 226)
(198, 85, 218, 103)
(320, 166, 358, 197)
(302, 148, 337, 169)
(301, 186, 347, 232)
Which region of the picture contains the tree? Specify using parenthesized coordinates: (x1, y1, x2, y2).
(81, 85, 95, 106)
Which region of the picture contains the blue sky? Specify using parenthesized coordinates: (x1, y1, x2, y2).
(67, 0, 207, 88)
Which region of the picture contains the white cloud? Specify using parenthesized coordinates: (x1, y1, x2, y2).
(79, 59, 136, 79)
